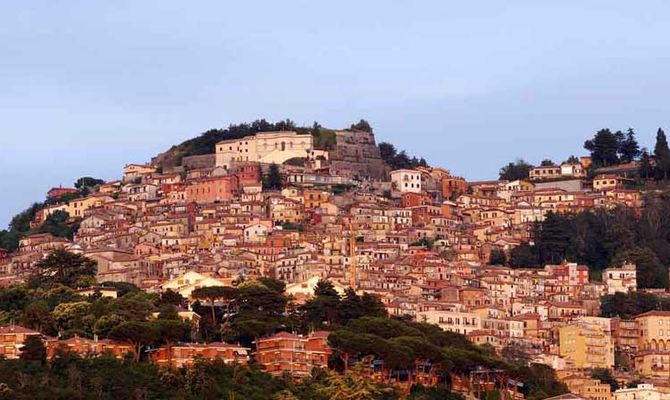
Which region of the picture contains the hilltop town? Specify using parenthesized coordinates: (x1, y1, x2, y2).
(2, 121, 670, 399)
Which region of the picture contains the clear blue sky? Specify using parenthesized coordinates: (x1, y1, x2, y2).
(1, 1, 670, 227)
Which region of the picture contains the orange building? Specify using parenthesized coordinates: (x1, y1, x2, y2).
(303, 189, 330, 209)
(46, 336, 134, 359)
(149, 342, 249, 368)
(233, 163, 261, 187)
(441, 176, 468, 199)
(255, 331, 331, 377)
(186, 176, 240, 204)
(0, 325, 41, 359)
(401, 192, 432, 208)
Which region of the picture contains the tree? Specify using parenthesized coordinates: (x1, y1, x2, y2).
(590, 368, 619, 391)
(489, 249, 507, 266)
(302, 280, 341, 327)
(349, 119, 373, 132)
(540, 159, 555, 166)
(654, 128, 670, 180)
(19, 335, 46, 364)
(584, 129, 621, 167)
(564, 155, 580, 164)
(153, 319, 191, 368)
(74, 177, 105, 189)
(619, 128, 640, 163)
(499, 159, 532, 181)
(191, 286, 239, 326)
(509, 242, 539, 268)
(264, 163, 283, 190)
(639, 149, 654, 180)
(109, 321, 155, 362)
(616, 247, 668, 289)
(32, 249, 97, 288)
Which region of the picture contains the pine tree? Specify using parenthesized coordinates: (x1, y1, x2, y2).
(639, 149, 654, 180)
(619, 128, 641, 163)
(654, 128, 670, 180)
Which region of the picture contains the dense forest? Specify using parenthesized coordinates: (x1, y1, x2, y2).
(505, 190, 670, 288)
(0, 250, 566, 400)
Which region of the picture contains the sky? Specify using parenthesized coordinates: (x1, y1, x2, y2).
(1, 1, 670, 227)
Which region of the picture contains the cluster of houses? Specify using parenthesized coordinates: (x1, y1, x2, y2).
(0, 130, 658, 396)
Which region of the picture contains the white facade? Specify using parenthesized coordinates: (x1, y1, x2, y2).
(215, 131, 314, 169)
(615, 385, 667, 400)
(391, 169, 422, 194)
(603, 263, 637, 295)
(417, 310, 482, 335)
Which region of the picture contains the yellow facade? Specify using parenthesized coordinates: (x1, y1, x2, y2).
(559, 323, 614, 369)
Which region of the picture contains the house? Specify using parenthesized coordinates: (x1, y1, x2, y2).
(255, 331, 331, 377)
(186, 176, 240, 204)
(391, 169, 422, 194)
(160, 271, 229, 299)
(602, 263, 637, 295)
(149, 342, 249, 368)
(47, 187, 78, 200)
(285, 276, 347, 301)
(215, 131, 314, 169)
(636, 310, 670, 351)
(558, 322, 614, 369)
(529, 165, 562, 181)
(0, 325, 41, 359)
(123, 163, 156, 182)
(593, 175, 628, 191)
(614, 384, 666, 400)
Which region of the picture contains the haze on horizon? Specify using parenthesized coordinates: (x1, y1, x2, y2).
(1, 1, 670, 227)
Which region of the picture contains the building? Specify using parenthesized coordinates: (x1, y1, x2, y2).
(416, 310, 482, 335)
(614, 384, 667, 400)
(558, 322, 615, 369)
(215, 131, 314, 169)
(255, 331, 331, 377)
(602, 263, 637, 295)
(530, 165, 562, 181)
(47, 187, 78, 200)
(0, 325, 41, 359)
(391, 169, 422, 194)
(186, 176, 240, 204)
(636, 311, 670, 351)
(149, 342, 249, 368)
(563, 375, 612, 400)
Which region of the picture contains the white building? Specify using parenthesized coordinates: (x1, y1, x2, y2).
(602, 263, 637, 295)
(615, 384, 668, 400)
(215, 131, 314, 169)
(416, 310, 482, 335)
(391, 169, 422, 194)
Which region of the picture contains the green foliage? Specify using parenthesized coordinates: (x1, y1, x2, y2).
(74, 176, 105, 189)
(18, 335, 46, 364)
(590, 368, 619, 391)
(349, 119, 373, 133)
(33, 210, 79, 239)
(499, 159, 531, 181)
(600, 291, 670, 319)
(264, 163, 284, 190)
(489, 249, 507, 266)
(654, 128, 670, 180)
(584, 129, 625, 167)
(540, 159, 555, 166)
(30, 249, 97, 289)
(379, 142, 428, 170)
